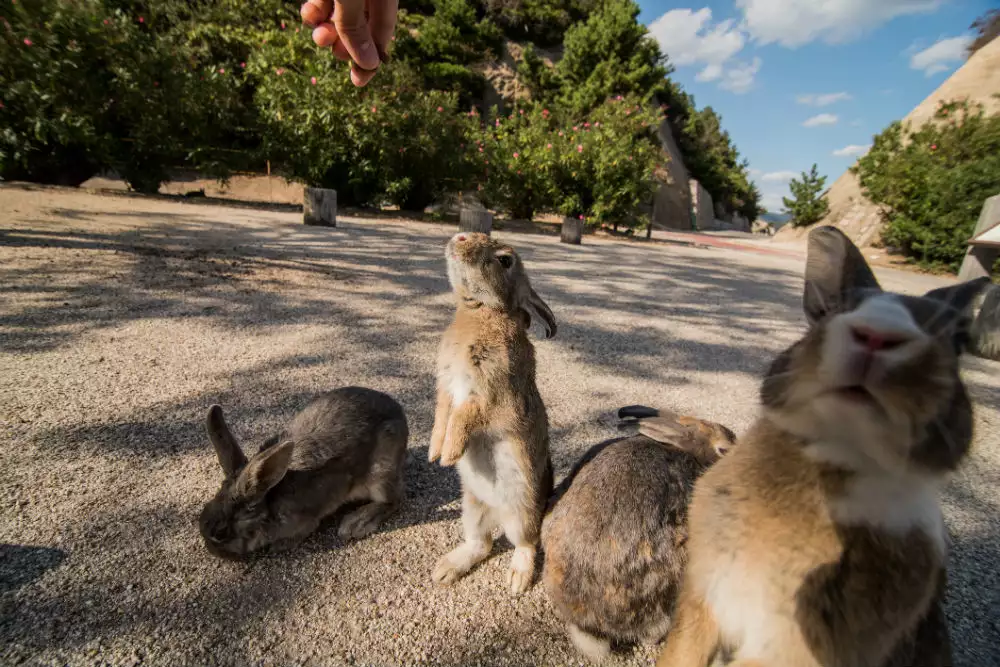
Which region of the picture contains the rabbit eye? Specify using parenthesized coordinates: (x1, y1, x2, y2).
(497, 254, 513, 269)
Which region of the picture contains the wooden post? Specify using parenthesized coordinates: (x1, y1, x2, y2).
(459, 208, 493, 235)
(304, 187, 336, 227)
(958, 194, 1000, 282)
(561, 216, 583, 245)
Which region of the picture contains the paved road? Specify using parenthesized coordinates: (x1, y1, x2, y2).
(2, 185, 998, 666)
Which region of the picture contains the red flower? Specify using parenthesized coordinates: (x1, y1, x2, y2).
(513, 152, 519, 158)
(558, 131, 564, 136)
(519, 109, 524, 115)
(573, 126, 578, 131)
(478, 147, 483, 152)
(546, 143, 552, 149)
(240, 62, 246, 68)
(437, 106, 443, 112)
(103, 19, 109, 25)
(23, 37, 32, 46)
(281, 21, 286, 29)
(138, 16, 144, 23)
(542, 109, 550, 115)
(311, 76, 317, 85)
(517, 170, 522, 175)
(930, 144, 937, 150)
(579, 215, 584, 220)
(576, 144, 583, 153)
(371, 106, 377, 113)
(276, 68, 285, 75)
(584, 122, 590, 128)
(219, 68, 226, 74)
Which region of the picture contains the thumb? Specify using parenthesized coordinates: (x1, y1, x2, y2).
(334, 0, 379, 71)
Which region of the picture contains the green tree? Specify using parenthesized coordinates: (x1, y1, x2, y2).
(853, 100, 1000, 271)
(783, 164, 829, 227)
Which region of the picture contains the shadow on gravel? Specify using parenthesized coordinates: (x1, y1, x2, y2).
(0, 544, 67, 594)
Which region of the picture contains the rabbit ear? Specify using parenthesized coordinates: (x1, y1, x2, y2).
(923, 277, 991, 315)
(238, 440, 294, 500)
(803, 226, 881, 324)
(206, 405, 247, 478)
(521, 287, 557, 339)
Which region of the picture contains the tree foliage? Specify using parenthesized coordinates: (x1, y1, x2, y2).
(782, 164, 829, 228)
(1, 0, 758, 224)
(853, 101, 1000, 271)
(968, 9, 1000, 57)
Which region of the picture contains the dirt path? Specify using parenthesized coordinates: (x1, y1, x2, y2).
(2, 184, 998, 666)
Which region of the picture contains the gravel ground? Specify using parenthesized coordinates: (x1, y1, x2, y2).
(1, 183, 998, 667)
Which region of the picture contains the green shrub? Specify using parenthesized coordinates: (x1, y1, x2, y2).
(853, 101, 1000, 271)
(0, 0, 249, 191)
(782, 164, 829, 227)
(252, 32, 477, 210)
(477, 96, 660, 227)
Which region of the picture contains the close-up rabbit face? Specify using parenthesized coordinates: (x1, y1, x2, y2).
(444, 232, 557, 338)
(445, 232, 523, 308)
(199, 406, 295, 559)
(760, 228, 988, 475)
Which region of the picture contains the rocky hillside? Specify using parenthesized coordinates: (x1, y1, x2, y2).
(776, 36, 1000, 247)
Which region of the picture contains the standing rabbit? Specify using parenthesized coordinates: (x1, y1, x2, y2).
(542, 406, 736, 661)
(429, 232, 557, 595)
(657, 226, 989, 667)
(199, 386, 408, 559)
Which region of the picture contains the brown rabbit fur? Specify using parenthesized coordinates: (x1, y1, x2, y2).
(542, 407, 737, 661)
(429, 232, 556, 595)
(657, 226, 989, 667)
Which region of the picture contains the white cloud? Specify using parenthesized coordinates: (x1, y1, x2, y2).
(719, 57, 762, 94)
(802, 113, 839, 127)
(796, 92, 852, 106)
(833, 144, 871, 157)
(761, 170, 798, 182)
(648, 9, 759, 93)
(909, 36, 973, 76)
(736, 0, 945, 48)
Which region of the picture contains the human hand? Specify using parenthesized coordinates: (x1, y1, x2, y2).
(300, 0, 398, 87)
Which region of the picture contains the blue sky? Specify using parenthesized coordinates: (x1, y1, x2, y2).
(637, 0, 993, 212)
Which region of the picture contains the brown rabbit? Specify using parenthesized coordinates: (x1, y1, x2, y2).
(542, 407, 737, 661)
(657, 226, 989, 667)
(429, 232, 557, 595)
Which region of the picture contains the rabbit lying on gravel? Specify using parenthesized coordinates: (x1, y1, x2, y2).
(429, 232, 557, 595)
(541, 406, 736, 661)
(657, 226, 987, 667)
(199, 387, 408, 559)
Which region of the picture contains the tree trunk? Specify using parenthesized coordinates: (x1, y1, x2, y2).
(971, 284, 1000, 361)
(561, 217, 583, 245)
(304, 187, 337, 226)
(459, 208, 493, 235)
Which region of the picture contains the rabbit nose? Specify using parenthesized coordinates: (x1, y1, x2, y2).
(850, 324, 911, 353)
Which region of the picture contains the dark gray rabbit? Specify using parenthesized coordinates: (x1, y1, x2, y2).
(199, 387, 408, 559)
(540, 407, 736, 661)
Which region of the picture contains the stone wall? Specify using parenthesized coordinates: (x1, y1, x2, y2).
(650, 117, 693, 230)
(690, 179, 715, 231)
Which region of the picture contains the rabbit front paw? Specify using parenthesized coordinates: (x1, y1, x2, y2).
(439, 433, 467, 466)
(428, 426, 446, 462)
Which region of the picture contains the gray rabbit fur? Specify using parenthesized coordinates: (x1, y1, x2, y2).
(199, 386, 408, 559)
(541, 408, 737, 661)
